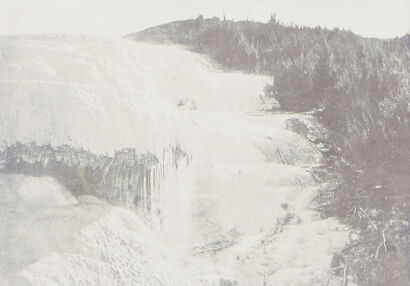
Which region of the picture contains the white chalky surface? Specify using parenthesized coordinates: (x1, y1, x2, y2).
(0, 35, 348, 285)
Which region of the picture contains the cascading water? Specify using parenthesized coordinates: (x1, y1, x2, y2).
(0, 35, 348, 286)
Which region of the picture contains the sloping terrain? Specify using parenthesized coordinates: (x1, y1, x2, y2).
(0, 35, 348, 285)
(129, 18, 410, 285)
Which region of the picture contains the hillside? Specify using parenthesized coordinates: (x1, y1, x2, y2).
(0, 35, 352, 285)
(127, 17, 409, 164)
(127, 17, 410, 285)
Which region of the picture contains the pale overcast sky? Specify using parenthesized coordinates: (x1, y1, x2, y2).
(0, 0, 408, 38)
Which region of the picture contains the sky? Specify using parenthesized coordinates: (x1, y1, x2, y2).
(0, 0, 408, 39)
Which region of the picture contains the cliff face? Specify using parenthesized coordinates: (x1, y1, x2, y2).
(0, 143, 190, 225)
(0, 36, 200, 229)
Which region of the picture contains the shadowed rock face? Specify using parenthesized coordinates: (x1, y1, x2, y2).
(0, 143, 190, 221)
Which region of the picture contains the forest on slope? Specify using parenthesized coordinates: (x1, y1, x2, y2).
(127, 16, 410, 285)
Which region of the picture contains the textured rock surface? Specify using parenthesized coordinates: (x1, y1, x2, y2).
(0, 143, 190, 224)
